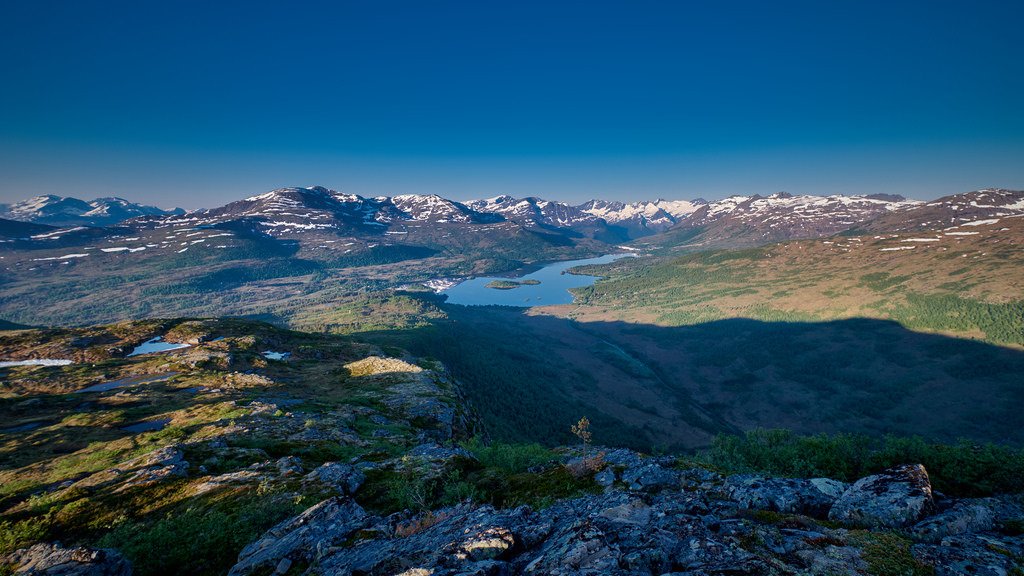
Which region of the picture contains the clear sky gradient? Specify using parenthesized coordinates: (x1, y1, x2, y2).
(1, 0, 1022, 208)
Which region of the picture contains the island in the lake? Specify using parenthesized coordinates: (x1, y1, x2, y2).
(485, 279, 542, 290)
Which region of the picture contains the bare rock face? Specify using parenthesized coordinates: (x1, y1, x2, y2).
(224, 461, 1024, 576)
(828, 464, 935, 528)
(302, 462, 366, 496)
(912, 532, 1024, 575)
(2, 543, 131, 575)
(722, 475, 849, 518)
(911, 499, 998, 543)
(228, 497, 371, 576)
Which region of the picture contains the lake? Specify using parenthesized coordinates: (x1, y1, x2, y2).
(442, 254, 634, 307)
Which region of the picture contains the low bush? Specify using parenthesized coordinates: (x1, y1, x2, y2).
(461, 438, 556, 474)
(98, 491, 310, 576)
(699, 429, 1024, 496)
(0, 513, 51, 555)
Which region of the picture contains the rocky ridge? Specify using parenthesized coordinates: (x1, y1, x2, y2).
(220, 452, 1023, 576)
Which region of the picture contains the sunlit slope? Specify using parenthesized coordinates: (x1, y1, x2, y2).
(568, 215, 1024, 346)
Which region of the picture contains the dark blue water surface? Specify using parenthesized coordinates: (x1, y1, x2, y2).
(442, 254, 634, 307)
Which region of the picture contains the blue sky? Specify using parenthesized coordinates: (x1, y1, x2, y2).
(1, 0, 1022, 208)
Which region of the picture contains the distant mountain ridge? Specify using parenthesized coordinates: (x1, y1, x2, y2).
(0, 195, 184, 227)
(4, 187, 1023, 249)
(859, 188, 1024, 233)
(643, 191, 923, 248)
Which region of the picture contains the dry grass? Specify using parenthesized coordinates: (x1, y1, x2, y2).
(393, 509, 453, 538)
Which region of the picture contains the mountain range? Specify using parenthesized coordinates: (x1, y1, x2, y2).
(4, 187, 1022, 253)
(0, 195, 184, 227)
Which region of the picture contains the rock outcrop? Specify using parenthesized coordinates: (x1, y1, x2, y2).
(2, 543, 131, 575)
(721, 474, 849, 518)
(225, 457, 1024, 576)
(828, 463, 935, 528)
(229, 498, 371, 576)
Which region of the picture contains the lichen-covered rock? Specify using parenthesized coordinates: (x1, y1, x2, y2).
(790, 541, 868, 576)
(680, 467, 725, 491)
(620, 462, 679, 492)
(407, 442, 473, 462)
(275, 455, 304, 477)
(912, 532, 1024, 575)
(828, 464, 935, 528)
(673, 535, 773, 574)
(192, 469, 267, 495)
(311, 502, 525, 575)
(453, 527, 515, 561)
(228, 497, 371, 576)
(66, 445, 190, 494)
(594, 466, 615, 488)
(722, 474, 849, 518)
(240, 491, 797, 575)
(228, 459, 1018, 576)
(303, 462, 366, 495)
(911, 499, 997, 543)
(598, 498, 652, 525)
(2, 543, 131, 575)
(600, 448, 644, 469)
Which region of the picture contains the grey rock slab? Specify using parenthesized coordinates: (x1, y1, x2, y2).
(2, 543, 131, 576)
(828, 464, 935, 528)
(913, 533, 1024, 576)
(228, 497, 371, 576)
(911, 498, 998, 543)
(722, 474, 848, 518)
(303, 462, 366, 495)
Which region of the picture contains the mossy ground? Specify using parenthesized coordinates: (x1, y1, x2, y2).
(0, 319, 441, 574)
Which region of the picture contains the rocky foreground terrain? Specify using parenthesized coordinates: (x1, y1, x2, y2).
(7, 450, 1024, 575)
(1, 319, 1022, 575)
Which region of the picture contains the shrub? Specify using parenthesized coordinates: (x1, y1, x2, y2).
(461, 438, 556, 474)
(98, 491, 308, 576)
(699, 429, 1024, 497)
(0, 513, 51, 555)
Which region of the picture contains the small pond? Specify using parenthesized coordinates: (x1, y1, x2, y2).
(128, 337, 191, 357)
(75, 372, 179, 394)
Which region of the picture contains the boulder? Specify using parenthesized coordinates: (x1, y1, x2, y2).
(2, 543, 131, 575)
(722, 474, 849, 518)
(828, 464, 935, 528)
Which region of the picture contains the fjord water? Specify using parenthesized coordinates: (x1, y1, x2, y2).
(443, 254, 633, 307)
